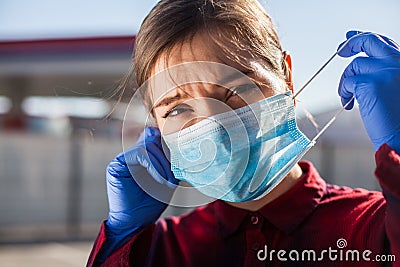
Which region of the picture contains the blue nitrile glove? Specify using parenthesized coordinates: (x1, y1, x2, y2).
(99, 126, 178, 261)
(337, 31, 400, 153)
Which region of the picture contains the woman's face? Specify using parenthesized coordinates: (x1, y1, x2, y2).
(150, 31, 291, 135)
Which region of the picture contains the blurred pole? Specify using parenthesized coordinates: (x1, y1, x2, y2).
(67, 127, 82, 238)
(320, 140, 335, 182)
(3, 77, 28, 131)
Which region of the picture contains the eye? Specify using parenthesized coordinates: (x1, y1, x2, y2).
(162, 104, 193, 118)
(228, 84, 254, 98)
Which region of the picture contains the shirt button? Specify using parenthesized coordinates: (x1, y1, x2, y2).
(251, 242, 260, 251)
(250, 215, 259, 225)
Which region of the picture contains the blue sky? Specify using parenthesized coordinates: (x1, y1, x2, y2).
(1, 0, 399, 113)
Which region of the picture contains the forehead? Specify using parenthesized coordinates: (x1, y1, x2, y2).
(149, 31, 255, 102)
(153, 30, 253, 75)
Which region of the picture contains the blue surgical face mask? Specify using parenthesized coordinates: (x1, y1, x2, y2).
(162, 91, 314, 202)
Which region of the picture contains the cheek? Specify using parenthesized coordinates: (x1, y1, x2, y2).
(259, 85, 278, 98)
(156, 116, 179, 136)
(157, 114, 205, 135)
(153, 112, 166, 132)
(226, 96, 250, 109)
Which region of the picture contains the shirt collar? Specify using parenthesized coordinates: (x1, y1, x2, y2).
(213, 199, 248, 238)
(214, 161, 326, 238)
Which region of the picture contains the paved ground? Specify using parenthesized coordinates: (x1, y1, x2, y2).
(0, 242, 93, 267)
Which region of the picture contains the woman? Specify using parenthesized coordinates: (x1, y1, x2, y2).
(87, 0, 400, 266)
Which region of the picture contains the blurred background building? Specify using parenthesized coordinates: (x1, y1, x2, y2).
(0, 0, 398, 266)
(0, 36, 136, 244)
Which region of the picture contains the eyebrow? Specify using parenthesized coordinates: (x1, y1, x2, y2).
(152, 69, 253, 109)
(153, 93, 189, 109)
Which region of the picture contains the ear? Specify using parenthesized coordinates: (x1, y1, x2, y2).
(283, 51, 294, 94)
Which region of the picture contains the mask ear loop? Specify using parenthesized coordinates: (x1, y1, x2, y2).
(310, 95, 354, 143)
(292, 52, 338, 100)
(291, 33, 362, 143)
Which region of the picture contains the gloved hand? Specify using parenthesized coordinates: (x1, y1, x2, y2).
(99, 126, 178, 261)
(337, 31, 400, 153)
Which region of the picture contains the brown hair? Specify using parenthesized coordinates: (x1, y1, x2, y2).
(125, 0, 289, 109)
